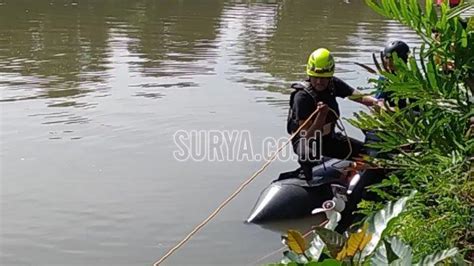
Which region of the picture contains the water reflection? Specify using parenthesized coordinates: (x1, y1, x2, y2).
(0, 0, 112, 104)
(224, 0, 420, 92)
(0, 0, 420, 105)
(125, 0, 223, 79)
(0, 0, 224, 105)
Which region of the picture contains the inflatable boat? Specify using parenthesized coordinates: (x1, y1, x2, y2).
(246, 158, 355, 223)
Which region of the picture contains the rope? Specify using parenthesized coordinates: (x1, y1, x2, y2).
(328, 108, 353, 169)
(152, 106, 323, 265)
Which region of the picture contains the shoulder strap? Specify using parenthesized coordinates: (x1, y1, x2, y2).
(303, 87, 319, 104)
(290, 81, 310, 90)
(291, 80, 335, 103)
(289, 81, 309, 107)
(290, 81, 319, 103)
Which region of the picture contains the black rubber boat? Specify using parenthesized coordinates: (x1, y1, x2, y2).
(246, 158, 353, 223)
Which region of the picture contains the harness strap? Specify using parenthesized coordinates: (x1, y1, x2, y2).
(288, 80, 335, 136)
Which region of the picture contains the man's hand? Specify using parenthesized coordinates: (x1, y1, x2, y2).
(371, 99, 387, 113)
(316, 102, 329, 114)
(375, 99, 384, 109)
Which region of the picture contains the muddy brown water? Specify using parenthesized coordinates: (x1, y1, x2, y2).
(0, 0, 420, 265)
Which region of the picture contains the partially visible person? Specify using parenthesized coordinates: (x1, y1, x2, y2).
(336, 41, 413, 232)
(375, 40, 411, 108)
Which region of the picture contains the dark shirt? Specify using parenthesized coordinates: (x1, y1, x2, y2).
(293, 77, 354, 123)
(292, 77, 354, 144)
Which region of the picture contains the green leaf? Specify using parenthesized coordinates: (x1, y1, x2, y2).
(425, 0, 433, 23)
(306, 212, 341, 260)
(306, 259, 342, 266)
(440, 2, 448, 26)
(388, 0, 402, 20)
(313, 227, 345, 257)
(452, 253, 468, 266)
(360, 191, 416, 259)
(389, 237, 413, 264)
(447, 3, 474, 20)
(372, 242, 390, 265)
(381, 0, 393, 19)
(319, 259, 343, 266)
(414, 248, 458, 265)
(426, 58, 439, 90)
(372, 238, 414, 265)
(365, 0, 386, 16)
(371, 239, 401, 265)
(399, 0, 409, 22)
(461, 28, 468, 48)
(409, 0, 421, 20)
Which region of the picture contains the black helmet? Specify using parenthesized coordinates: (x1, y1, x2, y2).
(383, 41, 410, 62)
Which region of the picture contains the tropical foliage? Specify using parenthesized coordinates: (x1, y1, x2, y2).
(272, 0, 473, 264)
(271, 192, 463, 265)
(350, 0, 473, 260)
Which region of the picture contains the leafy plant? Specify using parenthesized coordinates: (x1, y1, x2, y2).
(348, 0, 474, 261)
(274, 192, 461, 265)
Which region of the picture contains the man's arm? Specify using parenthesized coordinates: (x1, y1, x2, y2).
(333, 77, 382, 108)
(350, 89, 380, 107)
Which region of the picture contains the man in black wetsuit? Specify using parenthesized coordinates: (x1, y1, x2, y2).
(287, 48, 381, 180)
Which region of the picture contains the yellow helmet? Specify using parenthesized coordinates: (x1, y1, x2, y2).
(306, 48, 335, 77)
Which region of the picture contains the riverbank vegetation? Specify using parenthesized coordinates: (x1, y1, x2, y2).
(273, 0, 473, 264)
(273, 192, 463, 265)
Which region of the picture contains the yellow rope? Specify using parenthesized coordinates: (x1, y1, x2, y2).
(152, 107, 322, 265)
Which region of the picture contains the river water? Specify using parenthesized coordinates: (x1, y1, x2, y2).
(0, 0, 420, 265)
